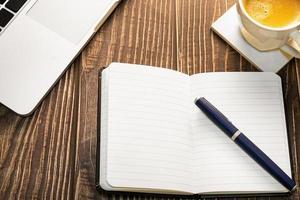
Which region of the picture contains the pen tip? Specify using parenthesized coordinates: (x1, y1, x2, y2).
(291, 185, 297, 192)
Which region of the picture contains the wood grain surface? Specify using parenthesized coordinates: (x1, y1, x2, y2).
(0, 0, 300, 199)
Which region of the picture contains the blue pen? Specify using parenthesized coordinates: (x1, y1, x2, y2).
(194, 97, 297, 192)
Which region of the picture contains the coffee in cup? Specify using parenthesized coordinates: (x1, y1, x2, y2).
(244, 0, 300, 28)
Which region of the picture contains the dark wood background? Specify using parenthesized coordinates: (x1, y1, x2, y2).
(1, 0, 300, 199)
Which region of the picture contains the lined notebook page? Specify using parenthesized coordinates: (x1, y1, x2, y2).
(190, 73, 291, 193)
(102, 63, 194, 193)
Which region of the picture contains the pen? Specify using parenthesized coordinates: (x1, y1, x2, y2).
(194, 97, 297, 192)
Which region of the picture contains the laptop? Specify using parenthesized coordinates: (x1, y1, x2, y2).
(0, 0, 120, 115)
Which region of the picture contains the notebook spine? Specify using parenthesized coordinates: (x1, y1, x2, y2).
(95, 68, 104, 191)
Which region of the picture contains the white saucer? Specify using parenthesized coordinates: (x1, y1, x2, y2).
(211, 5, 293, 72)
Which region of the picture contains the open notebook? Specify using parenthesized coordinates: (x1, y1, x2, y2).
(97, 63, 292, 195)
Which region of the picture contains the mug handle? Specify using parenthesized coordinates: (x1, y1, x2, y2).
(280, 31, 300, 58)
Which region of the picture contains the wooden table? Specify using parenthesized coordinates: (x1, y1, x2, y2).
(1, 0, 300, 199)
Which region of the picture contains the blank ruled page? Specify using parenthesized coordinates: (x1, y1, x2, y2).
(190, 73, 291, 193)
(102, 63, 194, 194)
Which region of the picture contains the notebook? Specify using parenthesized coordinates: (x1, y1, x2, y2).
(96, 62, 292, 195)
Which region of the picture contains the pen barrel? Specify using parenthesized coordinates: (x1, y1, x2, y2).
(195, 98, 238, 138)
(235, 133, 296, 191)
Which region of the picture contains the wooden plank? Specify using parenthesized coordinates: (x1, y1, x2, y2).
(175, 0, 256, 74)
(278, 61, 300, 200)
(81, 0, 178, 70)
(0, 62, 80, 199)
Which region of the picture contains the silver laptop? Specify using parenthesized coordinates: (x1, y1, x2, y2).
(0, 0, 120, 115)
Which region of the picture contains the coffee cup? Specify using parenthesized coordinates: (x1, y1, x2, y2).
(237, 0, 300, 58)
